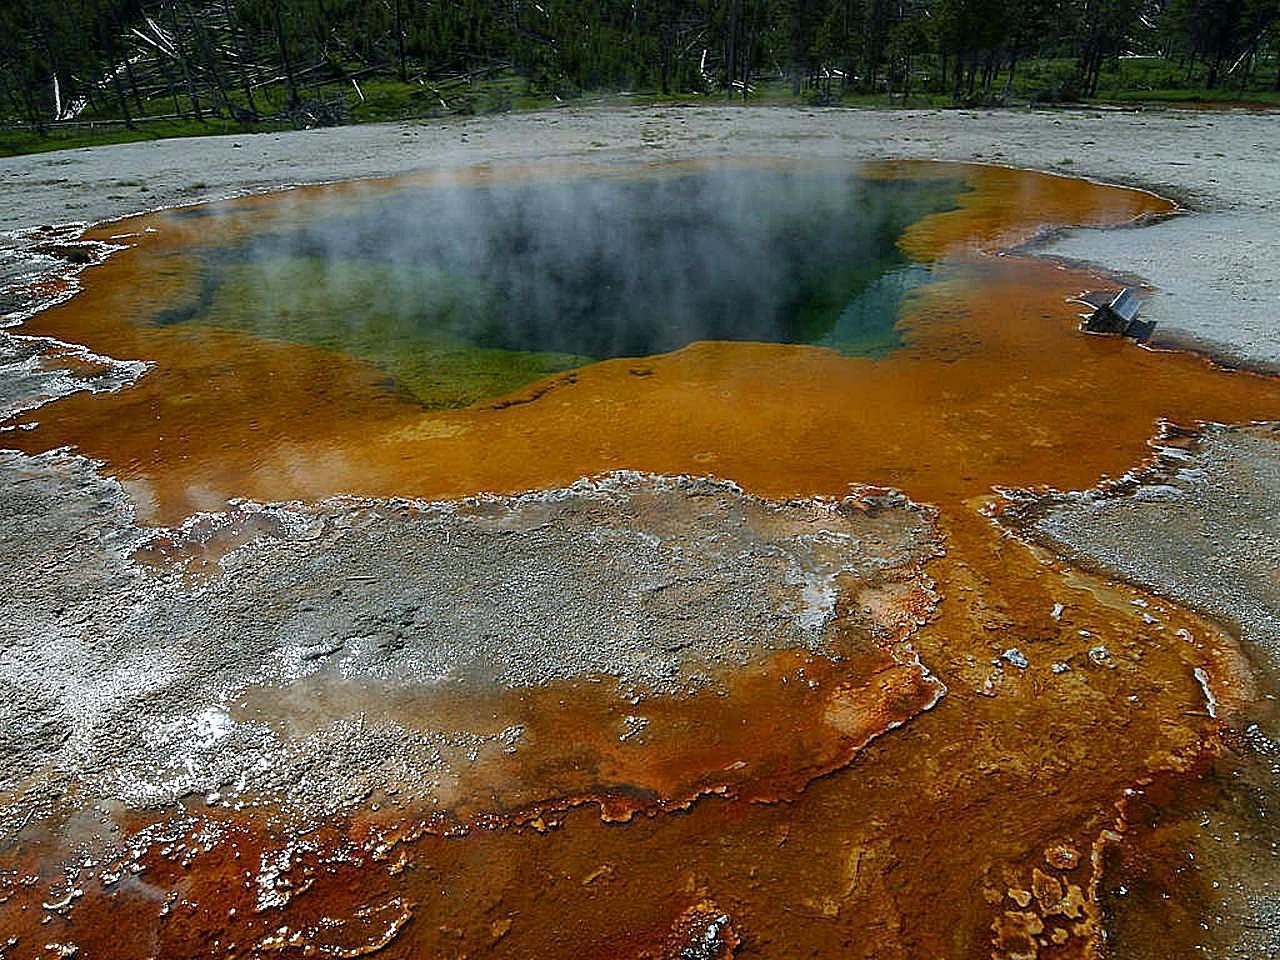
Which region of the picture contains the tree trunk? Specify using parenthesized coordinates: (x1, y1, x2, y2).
(394, 0, 407, 83)
(105, 5, 148, 114)
(165, 59, 184, 116)
(110, 66, 135, 127)
(188, 11, 233, 117)
(81, 75, 105, 116)
(167, 2, 205, 120)
(98, 19, 135, 128)
(272, 0, 300, 108)
(223, 0, 260, 116)
(17, 72, 44, 129)
(659, 28, 672, 95)
(123, 55, 145, 114)
(0, 73, 20, 119)
(725, 0, 740, 100)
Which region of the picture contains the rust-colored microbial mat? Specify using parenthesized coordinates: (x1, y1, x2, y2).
(2, 160, 1278, 960)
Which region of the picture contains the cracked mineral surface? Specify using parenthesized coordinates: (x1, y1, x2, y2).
(1, 450, 942, 827)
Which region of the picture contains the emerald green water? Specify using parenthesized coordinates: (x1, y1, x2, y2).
(155, 167, 964, 408)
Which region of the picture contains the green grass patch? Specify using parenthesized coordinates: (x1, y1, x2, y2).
(0, 116, 288, 158)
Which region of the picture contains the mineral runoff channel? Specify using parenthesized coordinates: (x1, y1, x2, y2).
(2, 158, 1280, 959)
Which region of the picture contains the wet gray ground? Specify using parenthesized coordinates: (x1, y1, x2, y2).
(999, 422, 1280, 958)
(0, 446, 939, 833)
(1040, 214, 1280, 370)
(1001, 423, 1280, 656)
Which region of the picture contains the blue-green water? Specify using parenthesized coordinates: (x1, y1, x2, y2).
(156, 167, 964, 407)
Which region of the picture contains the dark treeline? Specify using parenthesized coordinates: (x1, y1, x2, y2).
(2, 0, 1279, 128)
